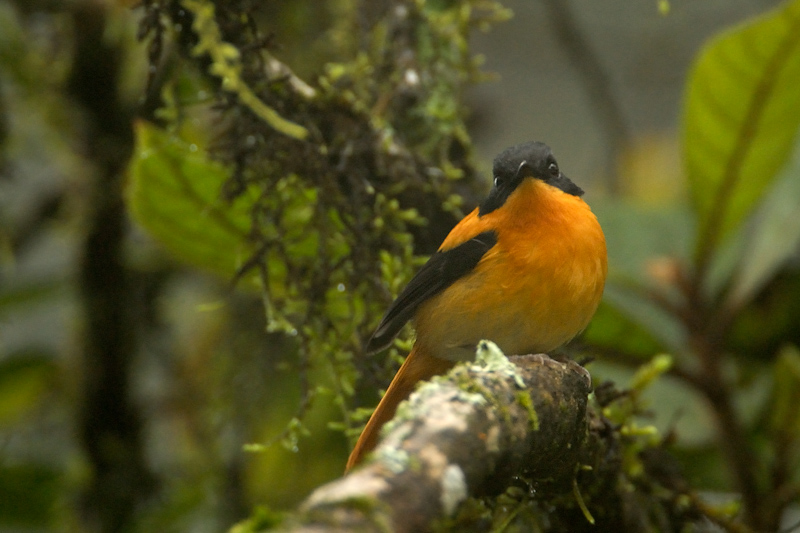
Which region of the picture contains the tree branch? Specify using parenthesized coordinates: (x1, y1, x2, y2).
(280, 343, 592, 532)
(254, 343, 722, 533)
(68, 3, 156, 530)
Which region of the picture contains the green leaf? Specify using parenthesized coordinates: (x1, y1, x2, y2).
(582, 301, 668, 361)
(726, 136, 800, 309)
(683, 0, 800, 265)
(586, 200, 692, 356)
(725, 271, 800, 360)
(591, 199, 693, 285)
(126, 121, 257, 282)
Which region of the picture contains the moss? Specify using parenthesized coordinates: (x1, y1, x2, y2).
(382, 372, 488, 437)
(374, 447, 411, 474)
(471, 340, 526, 389)
(137, 0, 512, 455)
(514, 390, 540, 432)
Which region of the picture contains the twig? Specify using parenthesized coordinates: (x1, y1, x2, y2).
(690, 333, 763, 528)
(541, 0, 630, 193)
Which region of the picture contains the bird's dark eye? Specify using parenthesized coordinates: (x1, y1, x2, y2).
(493, 176, 502, 187)
(547, 162, 559, 177)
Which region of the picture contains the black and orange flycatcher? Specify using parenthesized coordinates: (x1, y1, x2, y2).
(346, 141, 607, 471)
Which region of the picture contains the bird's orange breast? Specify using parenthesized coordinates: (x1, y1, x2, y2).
(413, 178, 607, 361)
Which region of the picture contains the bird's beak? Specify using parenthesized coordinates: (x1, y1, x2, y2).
(516, 161, 535, 179)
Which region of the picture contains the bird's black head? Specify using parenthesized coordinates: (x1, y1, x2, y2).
(478, 141, 584, 217)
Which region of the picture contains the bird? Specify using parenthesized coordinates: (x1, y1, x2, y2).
(346, 141, 607, 471)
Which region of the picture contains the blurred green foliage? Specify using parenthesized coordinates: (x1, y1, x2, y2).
(580, 1, 800, 528)
(129, 0, 512, 463)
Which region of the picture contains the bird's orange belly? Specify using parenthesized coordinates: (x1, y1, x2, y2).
(413, 241, 606, 361)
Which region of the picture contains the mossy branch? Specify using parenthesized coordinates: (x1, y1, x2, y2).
(181, 0, 309, 140)
(269, 343, 591, 532)
(250, 343, 724, 533)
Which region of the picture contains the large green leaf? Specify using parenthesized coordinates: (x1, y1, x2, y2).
(726, 136, 800, 310)
(126, 121, 257, 282)
(683, 0, 800, 263)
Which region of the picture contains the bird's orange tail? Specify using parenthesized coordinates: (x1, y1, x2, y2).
(346, 346, 455, 471)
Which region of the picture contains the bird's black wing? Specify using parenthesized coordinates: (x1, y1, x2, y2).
(366, 230, 498, 353)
